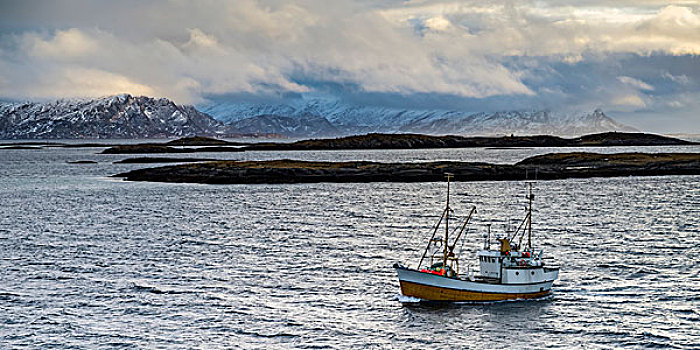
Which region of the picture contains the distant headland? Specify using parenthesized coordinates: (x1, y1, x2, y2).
(97, 132, 697, 154)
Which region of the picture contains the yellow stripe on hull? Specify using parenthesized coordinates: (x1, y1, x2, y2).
(399, 280, 551, 302)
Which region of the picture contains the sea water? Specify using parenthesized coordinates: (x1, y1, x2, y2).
(0, 144, 698, 349)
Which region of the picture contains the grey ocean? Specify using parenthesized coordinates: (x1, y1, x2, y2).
(1, 144, 699, 349)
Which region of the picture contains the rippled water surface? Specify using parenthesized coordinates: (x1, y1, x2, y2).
(1, 145, 699, 349)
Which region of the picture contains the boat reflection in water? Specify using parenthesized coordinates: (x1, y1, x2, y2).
(394, 175, 559, 302)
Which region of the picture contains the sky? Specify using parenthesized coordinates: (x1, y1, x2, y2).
(0, 0, 699, 132)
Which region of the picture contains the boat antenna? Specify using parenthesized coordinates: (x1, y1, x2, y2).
(442, 173, 453, 272)
(487, 224, 492, 250)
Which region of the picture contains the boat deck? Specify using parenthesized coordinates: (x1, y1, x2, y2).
(471, 276, 501, 284)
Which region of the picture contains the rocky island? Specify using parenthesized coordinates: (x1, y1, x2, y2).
(246, 132, 695, 151)
(113, 157, 220, 164)
(101, 144, 244, 154)
(115, 152, 700, 184)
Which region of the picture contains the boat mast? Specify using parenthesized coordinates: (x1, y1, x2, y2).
(442, 173, 453, 271)
(527, 182, 533, 249)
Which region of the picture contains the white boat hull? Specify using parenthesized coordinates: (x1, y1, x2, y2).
(395, 265, 558, 302)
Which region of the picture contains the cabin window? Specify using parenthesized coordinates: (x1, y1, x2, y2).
(515, 271, 519, 275)
(531, 271, 535, 275)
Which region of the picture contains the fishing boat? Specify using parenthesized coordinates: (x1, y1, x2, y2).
(393, 175, 559, 302)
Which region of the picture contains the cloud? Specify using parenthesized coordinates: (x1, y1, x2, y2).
(662, 71, 691, 85)
(35, 67, 156, 98)
(617, 76, 655, 91)
(380, 2, 700, 57)
(424, 16, 452, 31)
(612, 94, 647, 108)
(28, 28, 99, 58)
(0, 0, 540, 103)
(181, 28, 220, 51)
(0, 0, 698, 131)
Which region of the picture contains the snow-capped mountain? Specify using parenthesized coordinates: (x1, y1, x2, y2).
(0, 94, 228, 139)
(229, 113, 340, 138)
(0, 94, 637, 139)
(400, 109, 635, 136)
(199, 98, 637, 137)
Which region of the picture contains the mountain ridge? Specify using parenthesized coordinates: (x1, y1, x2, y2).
(199, 99, 637, 137)
(0, 94, 638, 139)
(0, 94, 227, 139)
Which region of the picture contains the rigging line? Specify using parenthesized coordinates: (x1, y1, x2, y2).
(416, 208, 447, 269)
(414, 210, 446, 246)
(448, 214, 463, 236)
(508, 212, 529, 243)
(457, 226, 472, 275)
(403, 205, 443, 253)
(448, 206, 476, 254)
(457, 226, 469, 254)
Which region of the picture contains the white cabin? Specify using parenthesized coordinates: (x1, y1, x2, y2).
(477, 250, 503, 279)
(476, 246, 554, 285)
